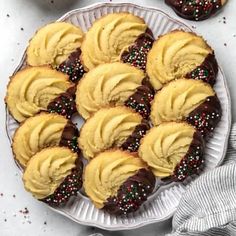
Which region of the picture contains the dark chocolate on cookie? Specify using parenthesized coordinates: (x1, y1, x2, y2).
(76, 62, 154, 120)
(147, 30, 218, 90)
(151, 79, 222, 137)
(79, 106, 150, 160)
(12, 113, 80, 168)
(139, 122, 205, 182)
(84, 150, 155, 215)
(165, 0, 226, 21)
(26, 22, 84, 83)
(23, 147, 83, 207)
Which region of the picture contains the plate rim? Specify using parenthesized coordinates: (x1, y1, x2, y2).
(5, 2, 232, 231)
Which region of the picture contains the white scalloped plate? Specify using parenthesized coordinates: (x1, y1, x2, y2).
(5, 2, 231, 231)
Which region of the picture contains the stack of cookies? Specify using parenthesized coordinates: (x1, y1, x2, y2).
(5, 12, 222, 215)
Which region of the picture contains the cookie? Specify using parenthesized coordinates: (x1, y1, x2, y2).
(13, 113, 79, 168)
(147, 31, 218, 90)
(26, 22, 85, 82)
(165, 0, 227, 21)
(84, 149, 155, 215)
(5, 67, 76, 122)
(23, 147, 83, 206)
(150, 79, 222, 137)
(76, 62, 154, 119)
(79, 106, 149, 160)
(81, 13, 154, 70)
(139, 122, 205, 181)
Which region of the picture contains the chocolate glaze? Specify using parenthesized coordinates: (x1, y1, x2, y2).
(165, 0, 223, 21)
(47, 86, 77, 119)
(103, 168, 155, 215)
(41, 157, 83, 207)
(186, 95, 222, 137)
(125, 77, 155, 119)
(57, 48, 85, 83)
(173, 131, 205, 181)
(121, 28, 154, 71)
(186, 53, 218, 86)
(121, 119, 150, 152)
(60, 120, 80, 154)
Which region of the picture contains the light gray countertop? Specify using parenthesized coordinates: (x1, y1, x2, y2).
(0, 0, 235, 235)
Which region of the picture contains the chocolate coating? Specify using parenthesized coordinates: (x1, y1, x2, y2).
(121, 28, 154, 71)
(103, 168, 155, 215)
(121, 119, 150, 152)
(125, 77, 155, 119)
(57, 48, 85, 83)
(41, 157, 83, 207)
(186, 53, 218, 86)
(186, 95, 222, 137)
(60, 121, 80, 154)
(165, 0, 223, 21)
(47, 86, 77, 119)
(173, 131, 205, 181)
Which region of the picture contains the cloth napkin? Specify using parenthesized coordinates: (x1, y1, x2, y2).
(168, 123, 236, 236)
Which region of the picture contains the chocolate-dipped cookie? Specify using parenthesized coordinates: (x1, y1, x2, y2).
(13, 113, 79, 168)
(165, 0, 227, 21)
(120, 28, 154, 71)
(23, 147, 83, 206)
(147, 30, 218, 90)
(76, 63, 154, 120)
(79, 106, 149, 160)
(5, 67, 76, 122)
(84, 149, 155, 215)
(81, 13, 153, 70)
(139, 122, 205, 182)
(26, 22, 85, 82)
(150, 79, 222, 137)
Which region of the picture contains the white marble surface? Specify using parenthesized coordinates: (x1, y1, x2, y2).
(0, 0, 235, 235)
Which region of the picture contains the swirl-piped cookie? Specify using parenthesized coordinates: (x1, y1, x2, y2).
(23, 147, 83, 206)
(139, 122, 205, 182)
(79, 106, 150, 160)
(150, 79, 222, 137)
(147, 31, 218, 89)
(26, 22, 85, 82)
(76, 63, 154, 119)
(165, 0, 227, 21)
(13, 113, 79, 168)
(81, 13, 154, 71)
(5, 67, 76, 122)
(84, 149, 155, 215)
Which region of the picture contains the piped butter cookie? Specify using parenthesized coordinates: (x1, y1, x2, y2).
(79, 106, 150, 160)
(147, 30, 218, 90)
(150, 79, 222, 137)
(26, 22, 85, 82)
(84, 149, 155, 215)
(81, 13, 154, 71)
(139, 122, 205, 181)
(23, 146, 83, 206)
(13, 113, 79, 168)
(76, 63, 154, 119)
(6, 67, 76, 122)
